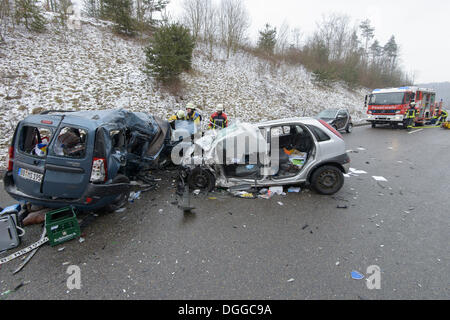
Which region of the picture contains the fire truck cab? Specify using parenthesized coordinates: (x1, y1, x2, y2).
(365, 86, 443, 128)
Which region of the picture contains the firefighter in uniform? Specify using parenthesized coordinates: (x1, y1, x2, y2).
(437, 109, 448, 126)
(168, 110, 186, 129)
(185, 102, 201, 126)
(208, 104, 229, 130)
(405, 102, 417, 130)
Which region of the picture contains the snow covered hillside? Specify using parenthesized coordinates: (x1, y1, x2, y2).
(0, 20, 369, 165)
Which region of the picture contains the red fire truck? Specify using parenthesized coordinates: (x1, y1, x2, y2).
(365, 86, 443, 128)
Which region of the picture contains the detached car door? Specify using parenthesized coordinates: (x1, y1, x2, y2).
(42, 125, 93, 199)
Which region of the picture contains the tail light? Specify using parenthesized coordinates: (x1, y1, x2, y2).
(6, 146, 14, 172)
(90, 157, 107, 182)
(319, 119, 343, 140)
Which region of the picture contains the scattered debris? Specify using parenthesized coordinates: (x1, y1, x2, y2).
(79, 237, 85, 243)
(288, 187, 301, 193)
(287, 278, 295, 283)
(58, 247, 65, 252)
(302, 224, 309, 230)
(350, 168, 367, 174)
(115, 208, 126, 213)
(193, 189, 201, 195)
(277, 202, 284, 206)
(372, 176, 388, 182)
(336, 261, 340, 266)
(351, 271, 365, 280)
(337, 205, 348, 209)
(269, 186, 284, 195)
(22, 208, 49, 226)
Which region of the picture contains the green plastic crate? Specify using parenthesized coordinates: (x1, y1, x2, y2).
(45, 207, 80, 246)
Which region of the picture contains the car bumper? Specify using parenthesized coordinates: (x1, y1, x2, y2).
(367, 115, 404, 123)
(3, 171, 132, 211)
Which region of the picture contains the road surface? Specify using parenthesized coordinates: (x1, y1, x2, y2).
(1, 125, 449, 300)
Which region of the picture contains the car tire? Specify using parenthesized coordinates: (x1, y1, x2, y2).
(371, 122, 376, 128)
(346, 123, 353, 133)
(310, 165, 344, 195)
(187, 167, 216, 192)
(104, 174, 130, 213)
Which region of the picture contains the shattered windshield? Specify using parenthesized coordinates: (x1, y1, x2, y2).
(318, 109, 338, 119)
(369, 92, 405, 105)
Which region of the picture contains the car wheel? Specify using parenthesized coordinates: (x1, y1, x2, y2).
(187, 167, 216, 192)
(311, 165, 344, 195)
(346, 123, 353, 133)
(371, 122, 376, 128)
(104, 174, 130, 212)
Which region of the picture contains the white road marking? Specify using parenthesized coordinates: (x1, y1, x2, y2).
(408, 129, 423, 134)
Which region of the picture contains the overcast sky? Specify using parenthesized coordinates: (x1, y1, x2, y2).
(166, 0, 450, 83)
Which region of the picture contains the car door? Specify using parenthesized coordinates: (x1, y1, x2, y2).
(336, 110, 348, 130)
(42, 125, 93, 199)
(13, 122, 58, 199)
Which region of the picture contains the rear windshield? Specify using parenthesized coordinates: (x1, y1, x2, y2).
(19, 125, 53, 157)
(52, 127, 87, 158)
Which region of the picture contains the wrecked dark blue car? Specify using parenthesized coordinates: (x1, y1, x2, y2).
(4, 109, 172, 211)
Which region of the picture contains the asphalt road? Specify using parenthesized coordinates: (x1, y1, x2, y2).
(1, 125, 449, 300)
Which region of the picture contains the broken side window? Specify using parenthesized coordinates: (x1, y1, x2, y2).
(19, 125, 52, 157)
(53, 127, 87, 158)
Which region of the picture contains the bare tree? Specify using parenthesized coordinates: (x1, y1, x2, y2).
(218, 0, 249, 58)
(275, 20, 289, 55)
(202, 0, 217, 59)
(181, 0, 204, 40)
(290, 27, 302, 49)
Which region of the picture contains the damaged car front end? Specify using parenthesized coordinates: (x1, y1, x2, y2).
(179, 118, 350, 195)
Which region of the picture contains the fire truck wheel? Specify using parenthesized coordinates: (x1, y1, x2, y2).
(371, 122, 376, 128)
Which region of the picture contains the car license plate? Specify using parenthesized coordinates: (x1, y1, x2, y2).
(18, 168, 43, 183)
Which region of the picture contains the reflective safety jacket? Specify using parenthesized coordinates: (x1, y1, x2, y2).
(186, 112, 201, 125)
(406, 108, 416, 119)
(208, 112, 228, 129)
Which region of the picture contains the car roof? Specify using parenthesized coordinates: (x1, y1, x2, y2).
(257, 117, 321, 127)
(22, 109, 155, 131)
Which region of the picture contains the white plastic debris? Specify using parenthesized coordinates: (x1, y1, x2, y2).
(287, 278, 295, 282)
(350, 168, 367, 174)
(277, 202, 284, 206)
(372, 176, 388, 182)
(79, 237, 85, 243)
(193, 189, 201, 195)
(115, 208, 126, 213)
(269, 186, 284, 195)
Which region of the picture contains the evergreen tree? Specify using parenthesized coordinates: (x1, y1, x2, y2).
(144, 23, 195, 83)
(369, 39, 382, 65)
(383, 35, 398, 69)
(103, 0, 136, 35)
(257, 23, 276, 54)
(15, 0, 46, 32)
(359, 19, 374, 59)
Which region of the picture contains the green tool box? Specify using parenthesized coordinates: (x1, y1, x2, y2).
(45, 207, 80, 246)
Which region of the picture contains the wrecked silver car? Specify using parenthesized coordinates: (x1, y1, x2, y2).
(178, 118, 350, 195)
(4, 109, 172, 211)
